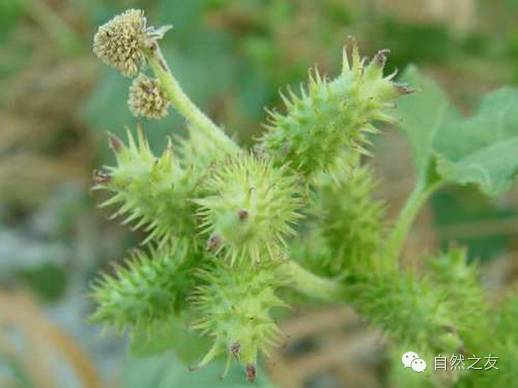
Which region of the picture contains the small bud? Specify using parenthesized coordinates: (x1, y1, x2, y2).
(246, 364, 256, 382)
(229, 342, 240, 358)
(93, 9, 147, 77)
(109, 134, 123, 153)
(207, 234, 222, 252)
(237, 209, 249, 221)
(128, 74, 170, 119)
(93, 169, 111, 185)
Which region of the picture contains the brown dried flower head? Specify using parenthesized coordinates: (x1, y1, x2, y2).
(128, 74, 170, 119)
(93, 9, 147, 77)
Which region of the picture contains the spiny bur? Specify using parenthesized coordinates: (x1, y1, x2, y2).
(313, 159, 385, 274)
(259, 41, 412, 176)
(195, 153, 303, 265)
(427, 248, 489, 351)
(347, 270, 464, 356)
(191, 261, 288, 380)
(90, 240, 196, 334)
(474, 295, 518, 387)
(94, 128, 198, 245)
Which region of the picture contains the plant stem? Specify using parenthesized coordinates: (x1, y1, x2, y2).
(279, 261, 343, 302)
(385, 178, 443, 267)
(145, 43, 239, 155)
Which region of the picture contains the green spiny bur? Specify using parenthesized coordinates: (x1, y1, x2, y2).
(90, 239, 197, 333)
(347, 271, 463, 355)
(427, 248, 489, 350)
(94, 128, 199, 245)
(313, 160, 385, 274)
(260, 43, 411, 176)
(191, 261, 287, 379)
(463, 294, 518, 387)
(195, 153, 303, 265)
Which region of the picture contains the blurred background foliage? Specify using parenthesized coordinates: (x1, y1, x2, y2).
(1, 0, 518, 387)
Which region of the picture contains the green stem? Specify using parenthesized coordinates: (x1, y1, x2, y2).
(279, 261, 343, 302)
(385, 178, 443, 266)
(145, 44, 239, 155)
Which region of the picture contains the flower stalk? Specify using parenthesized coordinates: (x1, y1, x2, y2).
(144, 42, 239, 155)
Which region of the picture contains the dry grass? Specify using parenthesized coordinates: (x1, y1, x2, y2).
(0, 291, 102, 388)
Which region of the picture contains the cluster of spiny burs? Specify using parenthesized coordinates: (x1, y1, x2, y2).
(90, 10, 494, 383)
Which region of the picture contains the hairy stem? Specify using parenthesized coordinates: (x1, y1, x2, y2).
(385, 178, 443, 267)
(145, 43, 239, 154)
(279, 261, 344, 302)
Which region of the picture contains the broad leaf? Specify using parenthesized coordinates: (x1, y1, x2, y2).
(395, 65, 460, 177)
(434, 88, 518, 196)
(130, 318, 209, 365)
(396, 66, 518, 196)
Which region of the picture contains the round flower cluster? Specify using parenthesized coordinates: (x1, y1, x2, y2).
(93, 9, 147, 77)
(128, 74, 170, 119)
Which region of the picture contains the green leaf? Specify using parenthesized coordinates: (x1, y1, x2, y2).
(396, 65, 460, 177)
(130, 318, 209, 365)
(397, 66, 518, 196)
(434, 87, 518, 196)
